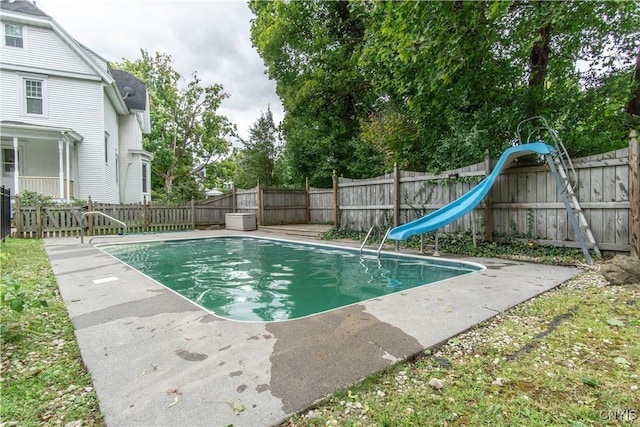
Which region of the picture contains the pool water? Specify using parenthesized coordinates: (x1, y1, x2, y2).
(101, 236, 483, 322)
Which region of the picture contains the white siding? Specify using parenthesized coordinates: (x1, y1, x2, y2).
(123, 155, 142, 203)
(1, 17, 150, 204)
(0, 25, 96, 78)
(0, 70, 20, 118)
(101, 94, 119, 203)
(22, 140, 58, 177)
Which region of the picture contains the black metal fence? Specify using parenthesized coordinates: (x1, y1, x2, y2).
(1, 186, 11, 242)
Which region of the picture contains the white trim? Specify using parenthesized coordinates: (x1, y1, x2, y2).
(65, 138, 70, 202)
(3, 22, 27, 50)
(1, 63, 101, 81)
(18, 73, 48, 117)
(58, 139, 64, 198)
(141, 161, 149, 195)
(13, 137, 19, 195)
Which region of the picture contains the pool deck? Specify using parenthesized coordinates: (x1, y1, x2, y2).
(44, 227, 579, 427)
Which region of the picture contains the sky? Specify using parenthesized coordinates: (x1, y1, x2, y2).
(35, 0, 285, 143)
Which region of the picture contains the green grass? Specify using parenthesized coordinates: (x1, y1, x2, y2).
(1, 236, 638, 426)
(282, 272, 639, 426)
(0, 238, 103, 426)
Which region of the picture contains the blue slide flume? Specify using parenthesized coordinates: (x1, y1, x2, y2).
(387, 142, 556, 241)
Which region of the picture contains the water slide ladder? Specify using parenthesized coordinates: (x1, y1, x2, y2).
(520, 117, 601, 263)
(544, 147, 601, 263)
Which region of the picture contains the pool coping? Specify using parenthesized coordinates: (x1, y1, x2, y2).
(44, 229, 579, 427)
(94, 234, 487, 324)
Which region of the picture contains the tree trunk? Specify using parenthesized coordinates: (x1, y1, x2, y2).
(626, 47, 640, 116)
(164, 174, 173, 194)
(527, 22, 552, 116)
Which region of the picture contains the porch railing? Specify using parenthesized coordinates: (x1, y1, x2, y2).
(19, 176, 74, 199)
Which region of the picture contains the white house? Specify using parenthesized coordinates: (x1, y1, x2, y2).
(0, 0, 153, 204)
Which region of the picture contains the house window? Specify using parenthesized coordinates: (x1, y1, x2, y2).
(2, 148, 15, 176)
(24, 78, 44, 115)
(104, 132, 109, 164)
(142, 162, 149, 193)
(4, 24, 23, 48)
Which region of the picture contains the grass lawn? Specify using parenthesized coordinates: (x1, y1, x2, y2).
(1, 236, 638, 426)
(1, 238, 103, 426)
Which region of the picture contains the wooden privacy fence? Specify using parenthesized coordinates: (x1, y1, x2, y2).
(11, 131, 639, 257)
(334, 131, 639, 256)
(13, 180, 331, 238)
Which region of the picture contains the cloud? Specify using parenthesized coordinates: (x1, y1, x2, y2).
(36, 0, 283, 141)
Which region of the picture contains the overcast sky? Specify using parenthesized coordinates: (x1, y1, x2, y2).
(35, 0, 284, 143)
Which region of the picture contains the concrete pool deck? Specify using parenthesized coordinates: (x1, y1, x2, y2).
(44, 228, 579, 427)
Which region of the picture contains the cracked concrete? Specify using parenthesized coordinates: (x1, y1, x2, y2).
(44, 228, 578, 426)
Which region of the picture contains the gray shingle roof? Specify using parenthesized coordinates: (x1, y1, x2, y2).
(111, 70, 148, 111)
(0, 0, 49, 17)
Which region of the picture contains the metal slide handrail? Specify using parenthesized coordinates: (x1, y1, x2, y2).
(516, 116, 578, 189)
(80, 211, 127, 244)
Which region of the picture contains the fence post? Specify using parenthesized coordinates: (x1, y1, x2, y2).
(143, 195, 148, 232)
(305, 177, 311, 224)
(257, 182, 264, 226)
(191, 198, 196, 230)
(393, 163, 399, 228)
(36, 204, 42, 239)
(87, 196, 93, 236)
(332, 170, 339, 228)
(15, 195, 22, 238)
(232, 184, 237, 213)
(484, 149, 493, 242)
(629, 129, 639, 259)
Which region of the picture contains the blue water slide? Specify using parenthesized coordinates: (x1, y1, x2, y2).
(387, 142, 557, 241)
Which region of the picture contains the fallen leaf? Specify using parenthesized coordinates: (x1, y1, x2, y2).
(228, 398, 245, 415)
(607, 318, 625, 327)
(166, 388, 182, 395)
(613, 357, 630, 366)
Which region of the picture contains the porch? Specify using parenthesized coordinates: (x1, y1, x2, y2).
(1, 121, 81, 202)
(19, 176, 74, 200)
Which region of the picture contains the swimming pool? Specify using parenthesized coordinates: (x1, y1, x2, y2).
(100, 236, 484, 322)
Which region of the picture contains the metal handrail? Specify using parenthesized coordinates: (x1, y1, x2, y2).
(516, 116, 578, 189)
(80, 211, 127, 243)
(377, 228, 391, 257)
(360, 226, 375, 254)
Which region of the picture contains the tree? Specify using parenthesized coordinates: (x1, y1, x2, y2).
(250, 0, 379, 186)
(115, 50, 236, 201)
(251, 0, 640, 177)
(234, 107, 282, 188)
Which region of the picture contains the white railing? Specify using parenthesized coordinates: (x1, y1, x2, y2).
(19, 176, 74, 199)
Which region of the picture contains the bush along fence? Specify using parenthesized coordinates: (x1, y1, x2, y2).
(10, 131, 639, 257)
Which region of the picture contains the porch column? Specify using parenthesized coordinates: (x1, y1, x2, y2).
(13, 137, 19, 195)
(65, 138, 71, 202)
(58, 140, 64, 199)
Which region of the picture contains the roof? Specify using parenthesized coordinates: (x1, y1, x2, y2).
(0, 120, 83, 141)
(111, 69, 148, 111)
(0, 0, 49, 17)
